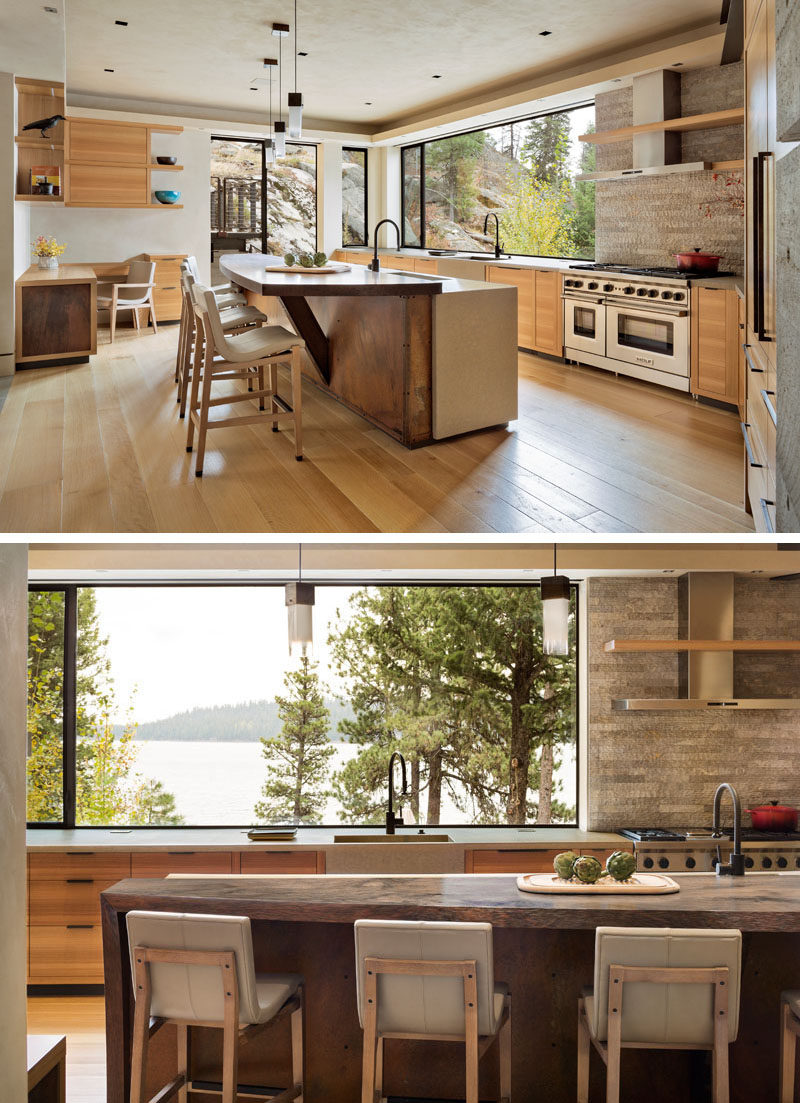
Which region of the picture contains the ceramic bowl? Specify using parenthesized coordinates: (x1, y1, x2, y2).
(156, 156, 177, 165)
(154, 190, 181, 205)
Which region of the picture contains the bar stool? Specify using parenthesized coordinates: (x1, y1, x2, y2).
(126, 910, 304, 1103)
(578, 926, 742, 1103)
(780, 991, 800, 1101)
(187, 284, 305, 474)
(175, 270, 267, 418)
(184, 254, 242, 303)
(354, 919, 511, 1103)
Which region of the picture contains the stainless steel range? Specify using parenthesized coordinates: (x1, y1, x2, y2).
(619, 827, 800, 873)
(560, 263, 732, 393)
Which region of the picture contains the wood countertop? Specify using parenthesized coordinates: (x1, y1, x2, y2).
(101, 871, 800, 932)
(222, 252, 446, 296)
(16, 263, 97, 285)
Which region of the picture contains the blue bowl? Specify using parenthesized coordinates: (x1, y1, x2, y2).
(154, 190, 181, 205)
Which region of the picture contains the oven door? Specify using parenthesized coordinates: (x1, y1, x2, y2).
(563, 294, 606, 357)
(606, 301, 690, 379)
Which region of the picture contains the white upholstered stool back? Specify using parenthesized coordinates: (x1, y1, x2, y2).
(354, 919, 497, 1037)
(591, 926, 742, 1045)
(126, 910, 263, 1025)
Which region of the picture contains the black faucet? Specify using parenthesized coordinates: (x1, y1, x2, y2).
(483, 212, 503, 259)
(386, 751, 408, 834)
(369, 219, 401, 273)
(712, 782, 745, 876)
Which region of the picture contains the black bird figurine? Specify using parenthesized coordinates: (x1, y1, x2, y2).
(22, 113, 66, 139)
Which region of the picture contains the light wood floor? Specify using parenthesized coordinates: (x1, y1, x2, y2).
(28, 994, 106, 1103)
(0, 324, 753, 533)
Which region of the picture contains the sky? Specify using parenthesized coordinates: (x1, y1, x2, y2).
(92, 586, 363, 725)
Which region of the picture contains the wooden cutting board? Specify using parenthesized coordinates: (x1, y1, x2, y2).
(263, 263, 351, 274)
(516, 872, 680, 895)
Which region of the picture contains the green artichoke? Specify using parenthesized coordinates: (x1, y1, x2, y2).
(283, 252, 296, 267)
(298, 254, 314, 268)
(313, 251, 328, 267)
(553, 851, 579, 880)
(573, 855, 604, 884)
(605, 851, 637, 881)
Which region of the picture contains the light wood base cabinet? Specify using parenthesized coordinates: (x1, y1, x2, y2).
(464, 846, 629, 874)
(485, 266, 563, 356)
(690, 287, 742, 409)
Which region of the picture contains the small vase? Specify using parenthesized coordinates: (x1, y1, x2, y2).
(37, 256, 58, 269)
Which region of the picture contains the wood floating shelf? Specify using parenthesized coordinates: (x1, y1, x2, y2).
(15, 194, 63, 203)
(150, 163, 184, 171)
(604, 639, 800, 652)
(15, 137, 64, 150)
(710, 159, 745, 171)
(580, 108, 745, 145)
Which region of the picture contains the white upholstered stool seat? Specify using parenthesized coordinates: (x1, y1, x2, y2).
(218, 304, 270, 331)
(126, 911, 304, 1103)
(354, 918, 511, 1103)
(579, 926, 741, 1103)
(780, 990, 800, 1100)
(217, 325, 304, 363)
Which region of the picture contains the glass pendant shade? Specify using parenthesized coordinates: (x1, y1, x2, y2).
(288, 91, 303, 138)
(541, 575, 570, 656)
(285, 582, 314, 656)
(274, 120, 287, 157)
(265, 138, 276, 164)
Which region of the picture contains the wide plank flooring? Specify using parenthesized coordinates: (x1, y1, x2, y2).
(0, 325, 753, 533)
(27, 994, 106, 1103)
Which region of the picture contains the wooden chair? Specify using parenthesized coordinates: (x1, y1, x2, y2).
(175, 269, 267, 418)
(780, 991, 800, 1101)
(354, 918, 511, 1103)
(126, 910, 304, 1103)
(187, 283, 306, 474)
(97, 260, 158, 343)
(578, 926, 742, 1103)
(184, 254, 243, 302)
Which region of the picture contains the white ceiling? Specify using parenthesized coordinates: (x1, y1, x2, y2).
(64, 0, 725, 130)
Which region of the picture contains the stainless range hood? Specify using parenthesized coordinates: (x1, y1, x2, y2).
(579, 70, 711, 182)
(612, 572, 800, 710)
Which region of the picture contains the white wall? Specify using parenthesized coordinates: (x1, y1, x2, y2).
(30, 128, 212, 280)
(0, 544, 29, 1103)
(318, 141, 343, 256)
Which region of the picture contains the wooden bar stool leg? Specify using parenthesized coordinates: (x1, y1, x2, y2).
(194, 347, 215, 476)
(374, 1037, 384, 1103)
(781, 1003, 797, 1103)
(129, 954, 152, 1103)
(576, 1000, 590, 1103)
(464, 970, 479, 1103)
(177, 1024, 189, 1103)
(290, 346, 303, 460)
(499, 996, 511, 1103)
(175, 299, 186, 384)
(711, 976, 729, 1103)
(110, 289, 118, 344)
(149, 295, 158, 334)
(291, 987, 305, 1103)
(258, 363, 265, 411)
(605, 1000, 621, 1103)
(221, 961, 239, 1103)
(133, 307, 140, 332)
(361, 969, 378, 1103)
(270, 363, 279, 431)
(181, 318, 202, 422)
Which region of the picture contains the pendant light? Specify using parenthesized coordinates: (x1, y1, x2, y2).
(286, 543, 314, 656)
(541, 544, 570, 656)
(263, 56, 277, 163)
(288, 0, 304, 138)
(271, 23, 288, 156)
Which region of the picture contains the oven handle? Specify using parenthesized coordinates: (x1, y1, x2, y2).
(606, 301, 688, 317)
(561, 294, 606, 304)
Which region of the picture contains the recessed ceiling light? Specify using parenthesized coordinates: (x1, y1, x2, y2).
(432, 74, 442, 79)
(298, 51, 308, 57)
(539, 29, 552, 35)
(104, 68, 114, 72)
(114, 19, 127, 25)
(364, 101, 372, 105)
(250, 86, 258, 91)
(43, 6, 58, 12)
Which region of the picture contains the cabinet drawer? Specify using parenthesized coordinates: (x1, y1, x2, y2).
(414, 258, 439, 274)
(579, 847, 632, 864)
(28, 878, 117, 925)
(746, 388, 776, 472)
(67, 163, 148, 207)
(131, 851, 234, 877)
(68, 119, 147, 164)
(743, 428, 776, 532)
(467, 849, 560, 874)
(29, 852, 131, 880)
(383, 255, 415, 271)
(240, 851, 323, 875)
(29, 925, 104, 982)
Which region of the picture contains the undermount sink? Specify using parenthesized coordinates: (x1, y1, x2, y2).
(333, 833, 454, 843)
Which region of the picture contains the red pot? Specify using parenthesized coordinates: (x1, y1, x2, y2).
(746, 802, 799, 831)
(674, 248, 722, 273)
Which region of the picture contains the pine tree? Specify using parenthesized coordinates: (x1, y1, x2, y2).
(520, 113, 572, 184)
(254, 656, 334, 824)
(572, 122, 596, 257)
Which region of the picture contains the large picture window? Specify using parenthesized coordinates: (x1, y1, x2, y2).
(27, 584, 578, 829)
(342, 147, 368, 246)
(401, 104, 595, 260)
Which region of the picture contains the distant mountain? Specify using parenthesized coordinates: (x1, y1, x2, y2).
(120, 700, 355, 743)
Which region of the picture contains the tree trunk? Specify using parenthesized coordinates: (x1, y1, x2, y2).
(293, 730, 305, 825)
(426, 747, 442, 825)
(410, 758, 420, 824)
(506, 686, 530, 824)
(536, 742, 553, 824)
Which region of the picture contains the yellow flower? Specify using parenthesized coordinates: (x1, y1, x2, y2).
(32, 235, 67, 258)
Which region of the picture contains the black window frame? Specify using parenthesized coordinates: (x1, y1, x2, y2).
(341, 146, 369, 247)
(400, 101, 594, 259)
(26, 580, 580, 832)
(210, 135, 319, 256)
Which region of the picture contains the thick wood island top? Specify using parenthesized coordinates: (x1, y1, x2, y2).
(220, 252, 446, 296)
(102, 872, 800, 931)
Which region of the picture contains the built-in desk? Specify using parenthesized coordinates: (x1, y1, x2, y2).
(15, 264, 97, 367)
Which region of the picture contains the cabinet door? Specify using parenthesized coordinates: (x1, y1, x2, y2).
(29, 926, 104, 982)
(66, 163, 148, 207)
(466, 849, 560, 874)
(486, 265, 533, 350)
(690, 288, 740, 405)
(68, 119, 148, 164)
(130, 851, 234, 877)
(240, 850, 325, 874)
(533, 270, 563, 356)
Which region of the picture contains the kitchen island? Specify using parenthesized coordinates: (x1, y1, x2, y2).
(220, 253, 518, 446)
(101, 872, 800, 1102)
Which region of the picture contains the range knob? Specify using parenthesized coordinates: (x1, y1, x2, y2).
(685, 856, 696, 869)
(573, 280, 584, 288)
(658, 857, 670, 869)
(795, 857, 800, 869)
(762, 856, 773, 869)
(565, 279, 574, 287)
(648, 288, 659, 298)
(624, 286, 635, 295)
(588, 281, 599, 290)
(636, 287, 648, 296)
(778, 856, 788, 868)
(673, 291, 685, 301)
(745, 856, 755, 868)
(603, 283, 614, 292)
(643, 856, 654, 869)
(661, 291, 673, 300)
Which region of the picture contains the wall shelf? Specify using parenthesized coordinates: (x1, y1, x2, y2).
(150, 163, 184, 171)
(604, 639, 800, 652)
(14, 76, 65, 201)
(579, 108, 745, 146)
(15, 194, 63, 203)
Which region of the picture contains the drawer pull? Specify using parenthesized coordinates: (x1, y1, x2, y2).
(760, 498, 776, 533)
(168, 850, 195, 855)
(65, 851, 94, 856)
(740, 423, 763, 469)
(66, 924, 94, 930)
(159, 285, 177, 291)
(760, 389, 777, 427)
(743, 345, 764, 374)
(66, 878, 94, 884)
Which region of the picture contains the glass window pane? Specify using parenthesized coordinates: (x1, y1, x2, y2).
(342, 148, 367, 246)
(27, 590, 65, 823)
(402, 146, 422, 247)
(617, 315, 675, 355)
(268, 142, 317, 257)
(210, 138, 263, 252)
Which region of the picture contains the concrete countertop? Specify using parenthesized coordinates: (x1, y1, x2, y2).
(26, 826, 626, 851)
(344, 247, 569, 271)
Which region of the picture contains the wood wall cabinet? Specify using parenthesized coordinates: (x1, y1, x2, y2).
(690, 286, 741, 409)
(63, 117, 183, 209)
(14, 77, 65, 203)
(485, 266, 563, 356)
